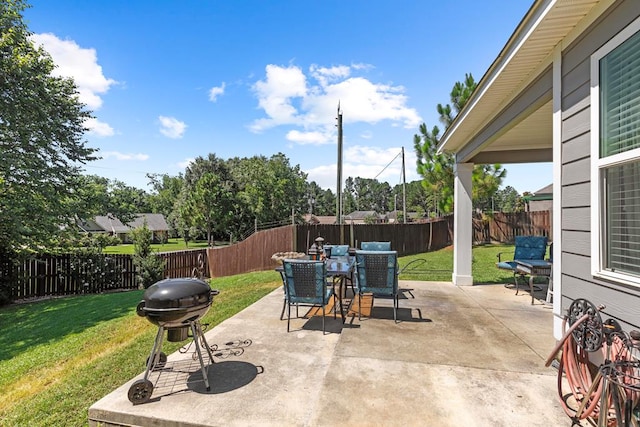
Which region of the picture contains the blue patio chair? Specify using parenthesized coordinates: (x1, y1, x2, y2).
(325, 244, 349, 257)
(497, 235, 549, 292)
(282, 259, 335, 334)
(355, 250, 400, 322)
(360, 241, 391, 251)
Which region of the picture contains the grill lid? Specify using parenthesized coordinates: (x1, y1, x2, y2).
(141, 278, 214, 310)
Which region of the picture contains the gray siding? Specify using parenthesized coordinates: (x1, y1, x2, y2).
(559, 0, 640, 328)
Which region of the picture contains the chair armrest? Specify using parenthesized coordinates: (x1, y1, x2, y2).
(496, 251, 513, 262)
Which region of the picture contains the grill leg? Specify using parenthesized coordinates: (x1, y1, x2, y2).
(144, 326, 165, 381)
(195, 321, 215, 363)
(190, 321, 210, 391)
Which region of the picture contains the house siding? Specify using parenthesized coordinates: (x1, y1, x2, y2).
(559, 0, 640, 328)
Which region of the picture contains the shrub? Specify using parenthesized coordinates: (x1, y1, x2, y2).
(131, 222, 165, 289)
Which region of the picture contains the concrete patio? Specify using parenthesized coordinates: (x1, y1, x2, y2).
(89, 280, 572, 427)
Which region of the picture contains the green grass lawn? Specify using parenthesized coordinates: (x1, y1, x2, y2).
(102, 238, 217, 254)
(0, 244, 524, 426)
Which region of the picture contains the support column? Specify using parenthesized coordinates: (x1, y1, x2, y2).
(453, 162, 473, 286)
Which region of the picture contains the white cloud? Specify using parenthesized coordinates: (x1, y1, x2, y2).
(249, 63, 421, 141)
(31, 33, 116, 110)
(158, 116, 187, 139)
(209, 83, 226, 102)
(84, 117, 114, 137)
(250, 64, 307, 132)
(177, 158, 195, 169)
(101, 151, 149, 161)
(286, 129, 332, 145)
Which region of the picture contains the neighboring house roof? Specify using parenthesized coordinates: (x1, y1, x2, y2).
(77, 218, 104, 233)
(387, 210, 421, 221)
(94, 215, 130, 234)
(530, 184, 553, 201)
(303, 214, 337, 225)
(345, 211, 381, 221)
(88, 214, 169, 234)
(129, 213, 169, 231)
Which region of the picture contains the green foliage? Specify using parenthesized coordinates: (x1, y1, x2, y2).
(229, 153, 308, 229)
(413, 73, 506, 214)
(305, 181, 335, 215)
(494, 186, 525, 212)
(131, 222, 165, 289)
(0, 0, 97, 253)
(179, 154, 237, 245)
(147, 173, 184, 237)
(60, 247, 122, 292)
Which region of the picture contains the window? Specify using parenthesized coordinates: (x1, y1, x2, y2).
(591, 18, 640, 285)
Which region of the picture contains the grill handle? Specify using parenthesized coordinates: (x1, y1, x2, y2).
(136, 301, 146, 317)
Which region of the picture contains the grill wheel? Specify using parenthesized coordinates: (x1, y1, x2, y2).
(128, 379, 154, 405)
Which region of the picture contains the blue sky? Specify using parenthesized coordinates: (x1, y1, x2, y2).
(24, 0, 551, 195)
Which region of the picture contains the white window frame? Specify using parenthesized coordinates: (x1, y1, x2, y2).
(590, 17, 640, 287)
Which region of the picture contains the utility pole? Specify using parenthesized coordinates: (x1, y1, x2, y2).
(336, 102, 343, 226)
(402, 146, 407, 224)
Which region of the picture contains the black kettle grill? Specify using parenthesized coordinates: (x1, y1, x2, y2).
(128, 278, 219, 404)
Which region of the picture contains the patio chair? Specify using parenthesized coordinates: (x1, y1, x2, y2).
(355, 250, 400, 322)
(324, 244, 353, 293)
(496, 235, 549, 294)
(324, 244, 349, 257)
(282, 259, 335, 334)
(360, 241, 391, 251)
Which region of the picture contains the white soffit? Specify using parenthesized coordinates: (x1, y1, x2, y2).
(439, 0, 600, 154)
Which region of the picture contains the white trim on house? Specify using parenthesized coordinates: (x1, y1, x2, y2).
(552, 44, 563, 339)
(590, 15, 640, 288)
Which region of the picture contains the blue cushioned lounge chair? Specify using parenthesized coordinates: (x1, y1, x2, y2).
(497, 235, 548, 293)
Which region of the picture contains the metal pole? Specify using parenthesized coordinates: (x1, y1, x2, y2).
(402, 147, 407, 224)
(336, 102, 343, 226)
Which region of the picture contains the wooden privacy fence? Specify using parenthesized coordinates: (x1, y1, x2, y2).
(473, 211, 551, 243)
(207, 226, 294, 278)
(1, 212, 552, 299)
(158, 249, 209, 279)
(207, 218, 454, 278)
(1, 249, 210, 302)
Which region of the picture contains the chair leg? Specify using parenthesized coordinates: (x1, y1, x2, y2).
(529, 275, 535, 305)
(394, 294, 398, 323)
(358, 292, 362, 321)
(280, 298, 286, 320)
(322, 309, 326, 335)
(287, 302, 291, 332)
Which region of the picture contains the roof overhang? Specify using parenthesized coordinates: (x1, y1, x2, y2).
(438, 0, 608, 164)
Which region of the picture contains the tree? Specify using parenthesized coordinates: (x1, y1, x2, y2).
(305, 181, 335, 216)
(180, 154, 237, 245)
(494, 186, 523, 213)
(229, 153, 308, 228)
(351, 177, 392, 213)
(131, 221, 165, 289)
(0, 0, 98, 252)
(414, 73, 506, 214)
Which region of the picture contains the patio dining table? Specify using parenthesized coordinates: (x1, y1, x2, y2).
(276, 256, 355, 322)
